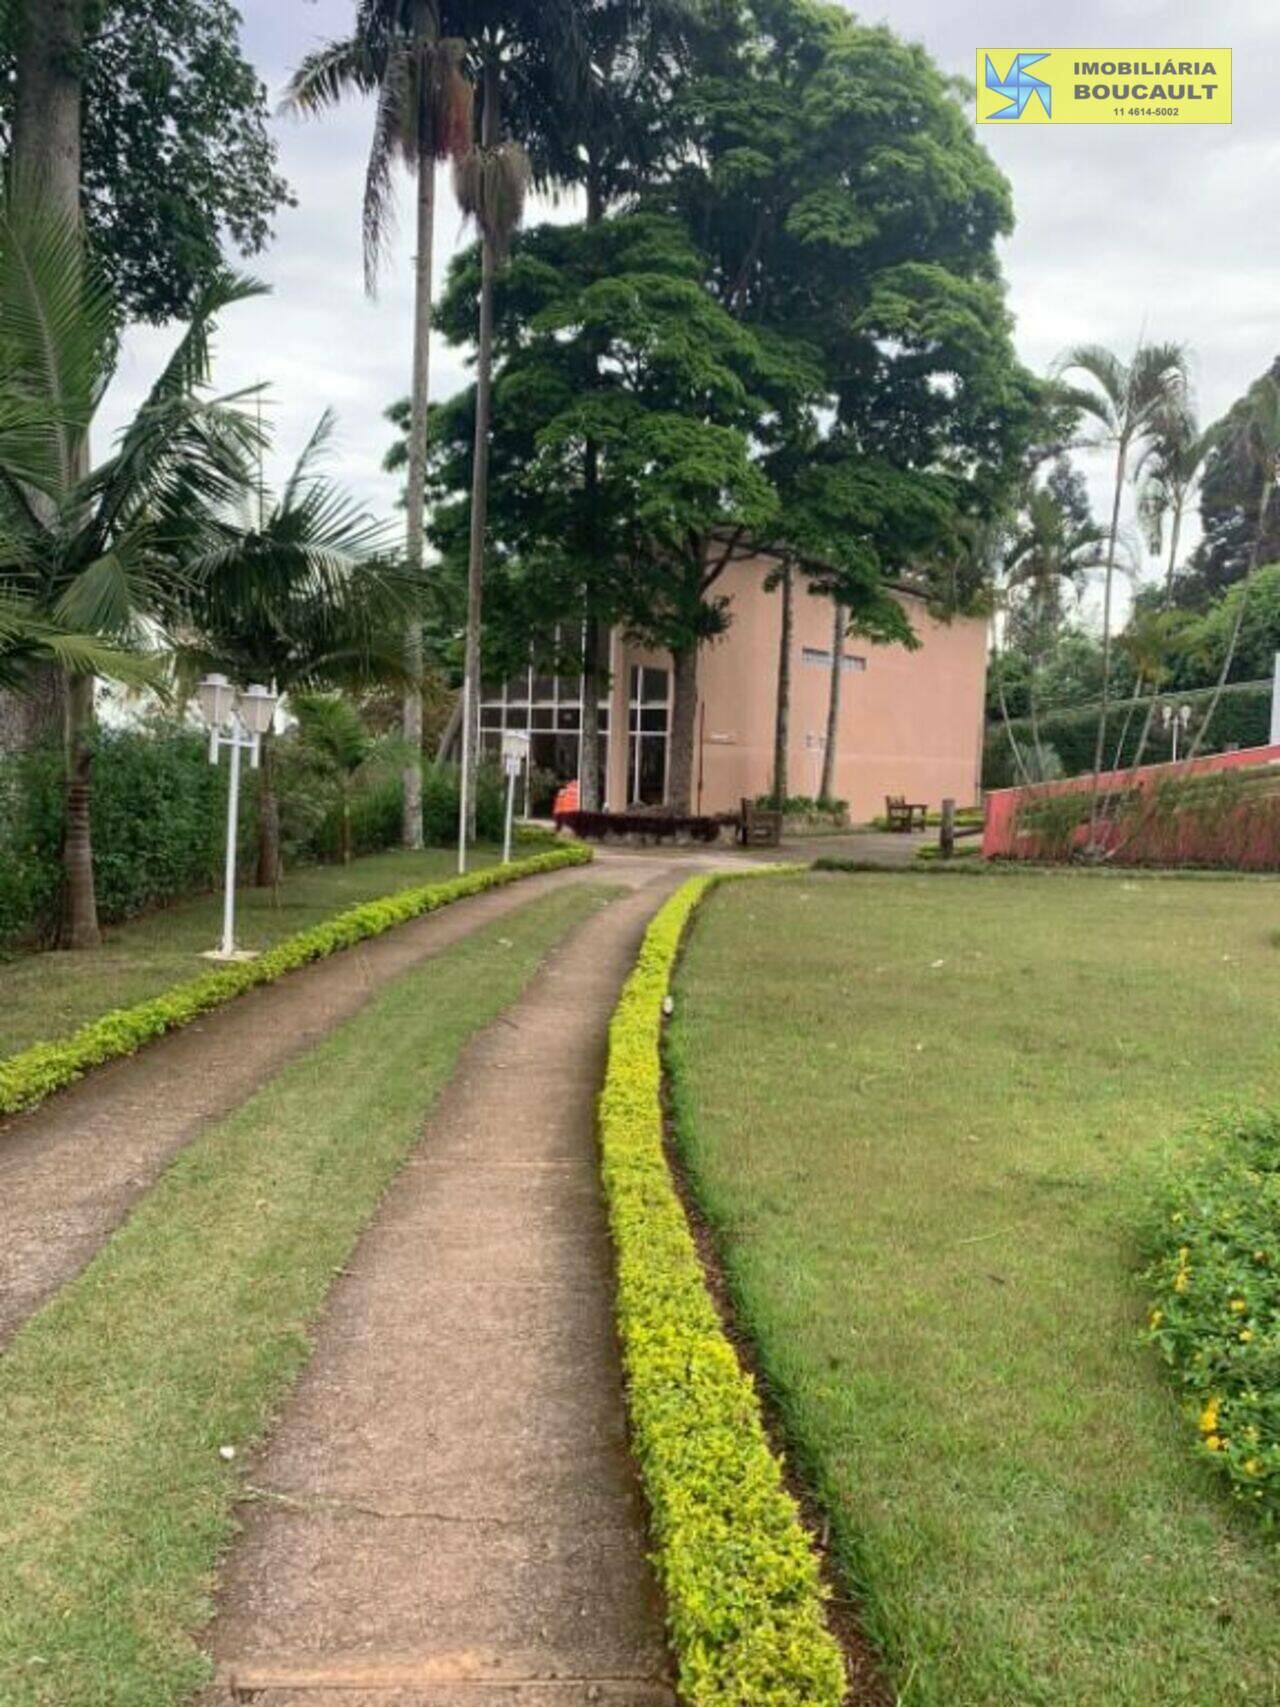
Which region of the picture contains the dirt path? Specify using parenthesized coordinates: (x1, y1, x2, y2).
(203, 872, 683, 1707)
(0, 864, 604, 1350)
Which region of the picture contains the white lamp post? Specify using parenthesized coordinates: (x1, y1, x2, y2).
(1162, 701, 1191, 763)
(500, 730, 530, 864)
(196, 675, 278, 960)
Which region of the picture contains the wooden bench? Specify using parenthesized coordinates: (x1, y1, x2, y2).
(885, 794, 928, 832)
(738, 798, 783, 848)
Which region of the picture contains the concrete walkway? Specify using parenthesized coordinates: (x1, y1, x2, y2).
(0, 864, 597, 1349)
(204, 872, 682, 1706)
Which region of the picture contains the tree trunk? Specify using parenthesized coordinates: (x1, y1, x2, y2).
(58, 671, 99, 949)
(457, 60, 499, 865)
(580, 614, 602, 811)
(341, 796, 353, 865)
(1088, 441, 1127, 841)
(1, 0, 84, 754)
(667, 643, 698, 814)
(771, 561, 793, 806)
(400, 0, 439, 852)
(819, 601, 844, 804)
(255, 729, 280, 887)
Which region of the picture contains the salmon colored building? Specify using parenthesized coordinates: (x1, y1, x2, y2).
(480, 555, 988, 823)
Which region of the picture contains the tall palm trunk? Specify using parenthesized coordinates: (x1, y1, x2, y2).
(16, 0, 97, 942)
(578, 162, 606, 812)
(400, 0, 439, 852)
(60, 672, 99, 948)
(819, 601, 844, 804)
(771, 560, 794, 806)
(457, 59, 499, 868)
(1088, 440, 1127, 839)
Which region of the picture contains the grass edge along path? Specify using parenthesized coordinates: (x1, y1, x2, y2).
(597, 866, 848, 1707)
(0, 881, 613, 1707)
(0, 844, 591, 1119)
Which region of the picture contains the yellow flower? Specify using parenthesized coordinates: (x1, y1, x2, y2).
(1149, 1308, 1164, 1330)
(1244, 1459, 1263, 1476)
(1199, 1397, 1220, 1435)
(1205, 1434, 1223, 1452)
(1230, 1298, 1247, 1314)
(1240, 1328, 1254, 1343)
(1173, 1270, 1189, 1293)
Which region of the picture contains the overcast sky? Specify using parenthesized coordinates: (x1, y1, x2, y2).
(100, 0, 1280, 611)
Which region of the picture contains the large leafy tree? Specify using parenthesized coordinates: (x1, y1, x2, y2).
(1181, 357, 1280, 609)
(285, 0, 473, 852)
(1, 0, 290, 323)
(0, 200, 262, 947)
(174, 410, 410, 886)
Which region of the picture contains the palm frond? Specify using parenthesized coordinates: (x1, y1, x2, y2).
(280, 35, 381, 113)
(0, 194, 116, 500)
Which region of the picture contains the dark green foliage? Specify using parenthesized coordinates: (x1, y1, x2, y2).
(983, 684, 1273, 789)
(0, 726, 226, 946)
(1181, 356, 1280, 608)
(420, 761, 507, 845)
(1144, 1110, 1280, 1529)
(0, 0, 291, 322)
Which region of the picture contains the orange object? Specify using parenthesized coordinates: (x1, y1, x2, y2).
(553, 779, 580, 820)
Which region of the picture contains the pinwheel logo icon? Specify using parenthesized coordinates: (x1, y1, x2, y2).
(984, 52, 1052, 119)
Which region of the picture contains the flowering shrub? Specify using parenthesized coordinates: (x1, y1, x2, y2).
(1144, 1110, 1280, 1527)
(599, 868, 845, 1706)
(0, 845, 591, 1119)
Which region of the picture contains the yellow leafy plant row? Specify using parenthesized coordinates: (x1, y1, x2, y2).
(0, 845, 592, 1118)
(598, 867, 847, 1706)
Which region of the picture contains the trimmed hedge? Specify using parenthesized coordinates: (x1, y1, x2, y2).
(0, 845, 591, 1119)
(983, 682, 1273, 789)
(1143, 1110, 1280, 1529)
(598, 870, 846, 1707)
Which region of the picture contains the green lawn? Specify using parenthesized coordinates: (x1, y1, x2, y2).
(668, 870, 1280, 1707)
(0, 846, 499, 1058)
(0, 881, 614, 1707)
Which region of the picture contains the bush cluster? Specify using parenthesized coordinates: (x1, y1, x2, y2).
(0, 721, 548, 948)
(557, 809, 722, 844)
(0, 725, 227, 945)
(1143, 1110, 1280, 1529)
(0, 845, 591, 1119)
(598, 870, 846, 1707)
(983, 683, 1273, 789)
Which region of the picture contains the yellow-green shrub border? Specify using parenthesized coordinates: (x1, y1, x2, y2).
(599, 867, 846, 1706)
(0, 845, 591, 1118)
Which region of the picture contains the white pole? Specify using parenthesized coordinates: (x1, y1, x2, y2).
(221, 726, 242, 957)
(457, 674, 472, 876)
(503, 762, 517, 864)
(1270, 652, 1280, 746)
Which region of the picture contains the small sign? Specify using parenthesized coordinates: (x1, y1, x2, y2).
(501, 731, 530, 763)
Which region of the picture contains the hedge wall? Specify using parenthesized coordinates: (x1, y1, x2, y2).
(0, 721, 522, 949)
(983, 683, 1273, 790)
(0, 725, 228, 947)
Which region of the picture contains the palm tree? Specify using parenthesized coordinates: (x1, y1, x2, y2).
(1002, 485, 1107, 773)
(284, 1, 473, 853)
(817, 599, 844, 805)
(174, 410, 409, 886)
(452, 38, 531, 866)
(1057, 341, 1187, 835)
(294, 692, 402, 864)
(0, 198, 262, 946)
(1187, 374, 1280, 757)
